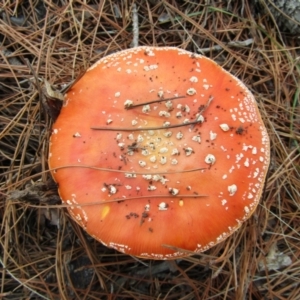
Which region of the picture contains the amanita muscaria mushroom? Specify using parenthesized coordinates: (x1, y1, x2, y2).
(49, 47, 270, 259)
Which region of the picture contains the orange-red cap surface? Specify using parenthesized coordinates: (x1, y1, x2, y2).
(49, 47, 270, 259)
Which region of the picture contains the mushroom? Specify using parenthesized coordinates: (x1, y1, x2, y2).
(49, 47, 270, 259)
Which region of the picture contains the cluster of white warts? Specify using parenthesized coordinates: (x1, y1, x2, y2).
(91, 48, 267, 212)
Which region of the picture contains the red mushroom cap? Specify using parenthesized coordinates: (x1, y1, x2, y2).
(49, 47, 270, 259)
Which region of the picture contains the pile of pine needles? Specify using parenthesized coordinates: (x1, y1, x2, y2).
(1, 1, 299, 299)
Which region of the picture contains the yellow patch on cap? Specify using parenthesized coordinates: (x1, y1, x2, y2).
(101, 205, 110, 219)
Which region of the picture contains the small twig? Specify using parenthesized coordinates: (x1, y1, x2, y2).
(198, 96, 214, 114)
(125, 95, 186, 109)
(106, 194, 208, 204)
(52, 165, 207, 176)
(197, 38, 254, 54)
(131, 3, 139, 47)
(190, 95, 214, 129)
(91, 119, 203, 131)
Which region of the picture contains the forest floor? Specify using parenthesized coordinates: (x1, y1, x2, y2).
(1, 1, 299, 299)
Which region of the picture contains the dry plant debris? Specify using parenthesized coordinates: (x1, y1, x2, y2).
(0, 1, 299, 299)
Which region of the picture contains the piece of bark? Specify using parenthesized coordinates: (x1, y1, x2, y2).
(8, 179, 60, 205)
(259, 0, 300, 34)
